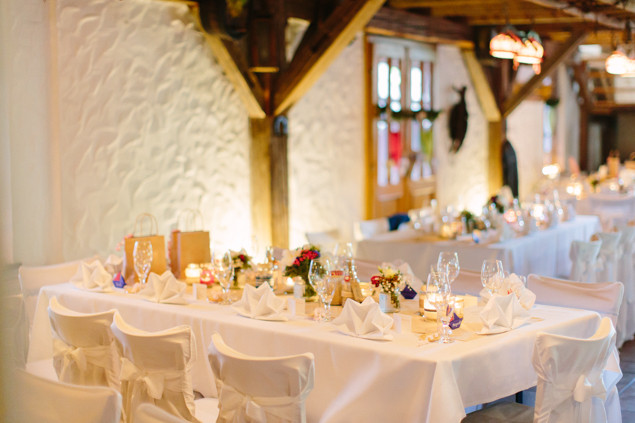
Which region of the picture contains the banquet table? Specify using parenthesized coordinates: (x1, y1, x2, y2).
(356, 215, 600, 281)
(28, 283, 602, 423)
(575, 192, 635, 230)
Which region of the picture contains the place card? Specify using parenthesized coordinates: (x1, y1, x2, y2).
(192, 283, 207, 300)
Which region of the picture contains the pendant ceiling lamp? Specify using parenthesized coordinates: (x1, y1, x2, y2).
(605, 20, 634, 76)
(490, 30, 522, 59)
(490, 28, 544, 74)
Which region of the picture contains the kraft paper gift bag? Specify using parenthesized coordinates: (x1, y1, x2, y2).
(169, 209, 211, 279)
(123, 213, 167, 283)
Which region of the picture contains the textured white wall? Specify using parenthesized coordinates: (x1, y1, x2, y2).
(55, 0, 251, 258)
(507, 100, 545, 200)
(433, 45, 489, 213)
(288, 36, 365, 248)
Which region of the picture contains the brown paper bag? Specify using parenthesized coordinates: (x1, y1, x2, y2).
(169, 209, 211, 279)
(123, 213, 167, 283)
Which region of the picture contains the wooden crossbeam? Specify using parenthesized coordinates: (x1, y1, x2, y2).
(502, 28, 587, 118)
(273, 0, 384, 115)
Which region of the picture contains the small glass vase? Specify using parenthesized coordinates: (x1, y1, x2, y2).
(302, 275, 318, 302)
(379, 289, 400, 313)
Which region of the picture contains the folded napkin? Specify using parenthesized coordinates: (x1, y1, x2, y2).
(70, 260, 114, 292)
(136, 271, 188, 305)
(103, 255, 123, 276)
(332, 297, 394, 340)
(232, 283, 287, 321)
(479, 273, 536, 311)
(479, 293, 530, 334)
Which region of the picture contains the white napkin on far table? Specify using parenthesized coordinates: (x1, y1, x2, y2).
(70, 260, 114, 293)
(479, 293, 530, 334)
(137, 271, 188, 305)
(332, 297, 394, 340)
(232, 283, 287, 321)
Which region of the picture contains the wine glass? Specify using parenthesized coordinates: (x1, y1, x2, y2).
(308, 257, 338, 321)
(213, 250, 234, 305)
(481, 259, 504, 295)
(426, 268, 453, 343)
(133, 240, 153, 284)
(437, 252, 460, 284)
(333, 242, 354, 269)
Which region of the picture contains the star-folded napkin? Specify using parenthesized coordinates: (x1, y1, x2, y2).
(479, 273, 536, 311)
(137, 271, 188, 305)
(332, 297, 394, 340)
(232, 283, 287, 321)
(479, 293, 530, 334)
(70, 260, 114, 292)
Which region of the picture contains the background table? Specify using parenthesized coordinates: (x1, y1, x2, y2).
(29, 283, 601, 423)
(356, 215, 600, 280)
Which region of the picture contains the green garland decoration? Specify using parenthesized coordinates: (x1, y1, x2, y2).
(375, 105, 441, 122)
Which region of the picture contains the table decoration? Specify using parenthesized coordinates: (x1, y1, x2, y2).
(371, 264, 404, 312)
(478, 293, 530, 334)
(136, 271, 188, 304)
(169, 209, 211, 279)
(184, 263, 202, 282)
(69, 260, 115, 293)
(230, 249, 252, 288)
(232, 283, 287, 321)
(282, 245, 321, 299)
(331, 297, 393, 340)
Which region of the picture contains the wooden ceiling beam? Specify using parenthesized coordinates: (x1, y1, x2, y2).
(523, 0, 630, 30)
(273, 0, 384, 115)
(469, 16, 588, 26)
(503, 28, 587, 118)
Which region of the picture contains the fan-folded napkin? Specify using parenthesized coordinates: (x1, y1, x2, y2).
(70, 260, 114, 292)
(479, 273, 536, 310)
(136, 271, 188, 304)
(479, 293, 530, 334)
(232, 283, 287, 321)
(332, 297, 394, 340)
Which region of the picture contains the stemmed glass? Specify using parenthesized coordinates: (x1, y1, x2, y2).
(437, 252, 460, 285)
(308, 257, 338, 321)
(426, 268, 454, 343)
(213, 250, 234, 305)
(333, 242, 354, 269)
(481, 259, 504, 295)
(133, 240, 153, 284)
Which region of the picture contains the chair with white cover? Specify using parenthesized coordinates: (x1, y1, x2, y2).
(452, 269, 483, 296)
(47, 297, 121, 390)
(569, 240, 602, 283)
(305, 229, 340, 251)
(135, 403, 190, 423)
(19, 259, 84, 327)
(110, 313, 200, 423)
(594, 232, 623, 283)
(616, 224, 635, 341)
(0, 293, 29, 368)
(463, 317, 617, 423)
(207, 333, 315, 423)
(526, 274, 623, 421)
(354, 218, 390, 241)
(9, 368, 122, 423)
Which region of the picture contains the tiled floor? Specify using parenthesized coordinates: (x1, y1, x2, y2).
(619, 339, 635, 420)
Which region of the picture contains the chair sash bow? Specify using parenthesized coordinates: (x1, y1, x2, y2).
(53, 338, 113, 382)
(120, 358, 169, 400)
(216, 379, 307, 423)
(539, 372, 607, 423)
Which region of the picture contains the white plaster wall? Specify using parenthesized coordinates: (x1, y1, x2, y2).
(288, 36, 365, 248)
(55, 0, 251, 259)
(507, 100, 545, 200)
(433, 45, 489, 213)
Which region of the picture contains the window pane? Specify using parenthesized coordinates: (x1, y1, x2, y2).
(389, 122, 401, 185)
(377, 120, 388, 186)
(377, 61, 389, 100)
(390, 65, 401, 101)
(411, 65, 422, 111)
(422, 61, 432, 109)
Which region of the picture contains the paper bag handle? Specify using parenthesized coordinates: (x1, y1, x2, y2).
(176, 209, 205, 232)
(133, 213, 159, 236)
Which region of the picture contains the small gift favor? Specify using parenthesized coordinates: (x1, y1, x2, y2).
(113, 272, 125, 288)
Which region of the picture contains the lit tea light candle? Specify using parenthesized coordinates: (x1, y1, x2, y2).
(185, 264, 201, 279)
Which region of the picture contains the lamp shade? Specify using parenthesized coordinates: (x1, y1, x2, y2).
(606, 50, 629, 75)
(515, 36, 544, 65)
(490, 31, 521, 59)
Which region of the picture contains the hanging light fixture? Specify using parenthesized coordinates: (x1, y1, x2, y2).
(490, 30, 522, 59)
(605, 20, 633, 75)
(514, 32, 544, 65)
(490, 27, 544, 75)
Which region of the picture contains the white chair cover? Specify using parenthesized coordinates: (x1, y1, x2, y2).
(617, 224, 635, 341)
(533, 318, 616, 423)
(110, 313, 199, 423)
(569, 240, 602, 283)
(452, 269, 483, 296)
(354, 218, 390, 241)
(353, 258, 381, 281)
(19, 259, 85, 327)
(0, 293, 29, 368)
(48, 297, 121, 391)
(208, 333, 315, 423)
(305, 229, 340, 251)
(135, 403, 190, 423)
(11, 369, 122, 423)
(594, 232, 622, 283)
(527, 275, 623, 422)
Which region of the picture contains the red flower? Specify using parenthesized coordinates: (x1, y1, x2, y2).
(370, 275, 381, 287)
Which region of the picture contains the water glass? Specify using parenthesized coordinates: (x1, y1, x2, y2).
(133, 240, 153, 284)
(437, 252, 460, 284)
(481, 259, 504, 295)
(426, 268, 453, 343)
(309, 257, 338, 321)
(213, 250, 234, 304)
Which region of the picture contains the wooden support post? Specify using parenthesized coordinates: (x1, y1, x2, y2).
(579, 107, 588, 172)
(249, 118, 273, 250)
(270, 116, 289, 248)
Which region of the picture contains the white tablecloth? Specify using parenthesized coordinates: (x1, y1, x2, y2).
(29, 284, 601, 423)
(356, 215, 600, 280)
(576, 193, 635, 230)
